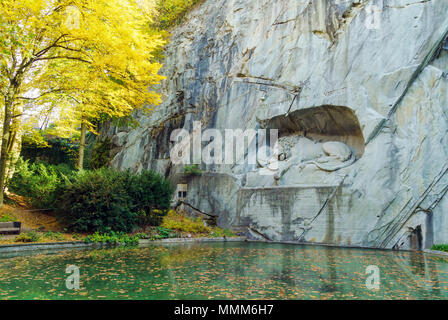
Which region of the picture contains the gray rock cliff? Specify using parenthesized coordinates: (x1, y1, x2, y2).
(103, 0, 448, 250)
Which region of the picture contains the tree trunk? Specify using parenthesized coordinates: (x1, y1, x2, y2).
(5, 108, 23, 185)
(0, 94, 14, 207)
(77, 118, 87, 170)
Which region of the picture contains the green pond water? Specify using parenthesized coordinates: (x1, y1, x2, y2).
(0, 242, 447, 300)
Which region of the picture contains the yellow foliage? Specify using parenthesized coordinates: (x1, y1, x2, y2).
(161, 210, 237, 237)
(162, 210, 211, 234)
(0, 0, 166, 138)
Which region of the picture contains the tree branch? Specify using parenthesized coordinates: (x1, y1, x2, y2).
(53, 45, 86, 54)
(35, 56, 91, 64)
(16, 88, 67, 101)
(33, 34, 67, 58)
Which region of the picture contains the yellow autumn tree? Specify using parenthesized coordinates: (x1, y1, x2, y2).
(0, 0, 166, 206)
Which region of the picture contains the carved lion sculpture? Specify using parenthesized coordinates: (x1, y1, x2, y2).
(257, 137, 355, 179)
(300, 141, 355, 172)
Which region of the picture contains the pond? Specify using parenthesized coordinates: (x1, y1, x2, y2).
(0, 242, 447, 300)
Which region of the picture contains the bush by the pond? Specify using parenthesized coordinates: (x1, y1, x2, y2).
(126, 170, 174, 227)
(161, 210, 211, 234)
(9, 160, 174, 233)
(161, 210, 236, 238)
(151, 226, 179, 240)
(57, 168, 174, 233)
(8, 158, 75, 209)
(83, 231, 143, 246)
(431, 244, 448, 253)
(43, 231, 65, 241)
(210, 228, 236, 238)
(15, 231, 41, 243)
(15, 231, 66, 243)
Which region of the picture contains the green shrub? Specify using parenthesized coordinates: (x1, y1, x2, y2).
(184, 164, 202, 176)
(211, 228, 236, 238)
(57, 168, 174, 233)
(127, 170, 174, 226)
(72, 233, 82, 240)
(21, 136, 78, 168)
(43, 231, 65, 241)
(134, 233, 149, 240)
(152, 226, 178, 240)
(56, 169, 136, 233)
(431, 244, 448, 253)
(8, 158, 75, 209)
(83, 231, 141, 246)
(15, 231, 41, 243)
(10, 159, 174, 234)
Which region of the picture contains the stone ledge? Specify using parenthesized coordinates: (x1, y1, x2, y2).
(240, 185, 341, 190)
(1, 238, 445, 258)
(423, 249, 448, 257)
(0, 237, 248, 254)
(246, 239, 447, 255)
(0, 241, 95, 253)
(246, 239, 395, 251)
(140, 237, 247, 244)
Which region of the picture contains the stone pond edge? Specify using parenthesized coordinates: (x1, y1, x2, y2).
(0, 237, 247, 253)
(0, 237, 448, 258)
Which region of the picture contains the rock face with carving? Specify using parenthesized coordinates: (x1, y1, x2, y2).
(102, 0, 448, 250)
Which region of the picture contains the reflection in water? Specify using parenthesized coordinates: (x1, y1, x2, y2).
(0, 242, 447, 300)
(319, 248, 337, 294)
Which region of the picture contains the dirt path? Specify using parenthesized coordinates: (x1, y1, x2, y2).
(0, 196, 78, 244)
(0, 194, 64, 232)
